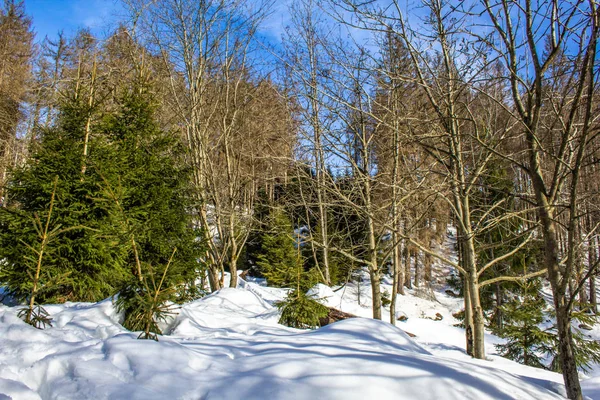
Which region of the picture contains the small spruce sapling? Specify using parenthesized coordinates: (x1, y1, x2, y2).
(100, 175, 178, 341)
(118, 247, 179, 341)
(495, 281, 554, 368)
(275, 219, 328, 329)
(381, 289, 392, 308)
(17, 177, 83, 328)
(496, 280, 600, 371)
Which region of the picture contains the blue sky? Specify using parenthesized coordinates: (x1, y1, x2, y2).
(23, 0, 292, 43)
(21, 0, 373, 75)
(24, 0, 122, 41)
(22, 0, 364, 51)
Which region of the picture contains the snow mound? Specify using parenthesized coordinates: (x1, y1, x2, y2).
(307, 283, 357, 311)
(311, 318, 431, 355)
(170, 287, 283, 337)
(0, 378, 40, 400)
(0, 288, 567, 399)
(307, 283, 337, 301)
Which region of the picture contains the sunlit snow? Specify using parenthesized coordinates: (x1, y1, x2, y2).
(0, 278, 583, 400)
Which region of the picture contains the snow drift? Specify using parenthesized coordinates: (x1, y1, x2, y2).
(0, 287, 569, 399)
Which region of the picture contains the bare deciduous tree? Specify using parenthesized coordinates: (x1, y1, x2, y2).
(123, 0, 278, 290)
(481, 1, 599, 397)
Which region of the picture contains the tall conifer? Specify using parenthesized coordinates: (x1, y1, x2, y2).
(100, 85, 204, 337)
(0, 97, 128, 302)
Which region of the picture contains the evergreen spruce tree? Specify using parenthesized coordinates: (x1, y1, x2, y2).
(0, 78, 203, 326)
(278, 287, 329, 329)
(549, 310, 600, 373)
(276, 241, 329, 329)
(495, 281, 554, 368)
(496, 280, 600, 371)
(16, 177, 68, 328)
(242, 188, 272, 277)
(100, 85, 204, 339)
(256, 209, 302, 288)
(0, 98, 129, 303)
(256, 208, 328, 328)
(474, 165, 530, 327)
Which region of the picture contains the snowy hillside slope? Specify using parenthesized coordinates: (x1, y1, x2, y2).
(0, 286, 576, 400)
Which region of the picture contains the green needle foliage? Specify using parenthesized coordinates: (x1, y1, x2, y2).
(278, 289, 329, 329)
(99, 87, 203, 300)
(259, 209, 328, 329)
(101, 176, 181, 341)
(0, 98, 129, 303)
(17, 177, 67, 328)
(0, 76, 203, 320)
(256, 210, 302, 288)
(18, 305, 52, 330)
(496, 281, 600, 372)
(495, 281, 554, 369)
(550, 310, 600, 374)
(116, 247, 179, 341)
(98, 85, 204, 340)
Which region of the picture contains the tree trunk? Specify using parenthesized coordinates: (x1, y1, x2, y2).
(357, 268, 361, 306)
(390, 227, 403, 324)
(229, 253, 238, 288)
(424, 251, 432, 283)
(590, 275, 597, 314)
(463, 234, 485, 359)
(495, 282, 503, 330)
(556, 302, 582, 400)
(368, 214, 382, 319)
(540, 208, 582, 400)
(404, 244, 412, 289)
(395, 236, 404, 295)
(309, 29, 331, 286)
(390, 242, 398, 326)
(317, 199, 331, 285)
(590, 237, 597, 314)
(369, 265, 382, 320)
(413, 249, 419, 287)
(464, 279, 474, 356)
(207, 265, 221, 293)
(469, 278, 486, 359)
(229, 214, 238, 288)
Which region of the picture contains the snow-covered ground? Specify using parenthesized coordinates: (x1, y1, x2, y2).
(0, 273, 595, 400)
(2, 225, 599, 399)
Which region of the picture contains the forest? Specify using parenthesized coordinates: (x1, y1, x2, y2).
(0, 0, 599, 399)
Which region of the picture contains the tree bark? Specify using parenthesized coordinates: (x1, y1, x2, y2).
(539, 206, 582, 400)
(413, 249, 420, 287)
(463, 232, 485, 359)
(464, 279, 474, 356)
(404, 244, 412, 289)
